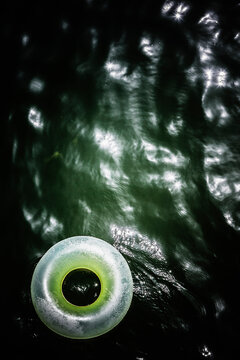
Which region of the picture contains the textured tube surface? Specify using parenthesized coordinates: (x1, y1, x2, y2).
(31, 236, 133, 339)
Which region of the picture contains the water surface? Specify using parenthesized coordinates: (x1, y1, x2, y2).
(3, 1, 240, 359)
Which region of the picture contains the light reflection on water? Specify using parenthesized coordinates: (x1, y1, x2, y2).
(5, 0, 240, 358)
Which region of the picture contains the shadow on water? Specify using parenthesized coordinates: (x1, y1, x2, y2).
(2, 0, 240, 358)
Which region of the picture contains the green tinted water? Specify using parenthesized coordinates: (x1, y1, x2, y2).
(3, 1, 240, 359)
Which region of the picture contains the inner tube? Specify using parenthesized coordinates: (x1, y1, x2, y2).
(31, 236, 133, 339)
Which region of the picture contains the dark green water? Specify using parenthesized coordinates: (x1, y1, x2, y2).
(2, 0, 240, 358)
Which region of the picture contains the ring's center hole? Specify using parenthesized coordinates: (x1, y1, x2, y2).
(62, 269, 101, 306)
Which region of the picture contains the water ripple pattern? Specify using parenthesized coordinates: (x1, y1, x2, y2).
(3, 0, 240, 358)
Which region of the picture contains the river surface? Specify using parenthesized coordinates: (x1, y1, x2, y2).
(2, 1, 240, 359)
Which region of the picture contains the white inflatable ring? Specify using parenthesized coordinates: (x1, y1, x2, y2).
(31, 236, 133, 339)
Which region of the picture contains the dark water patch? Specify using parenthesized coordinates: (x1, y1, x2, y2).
(2, 1, 240, 358)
